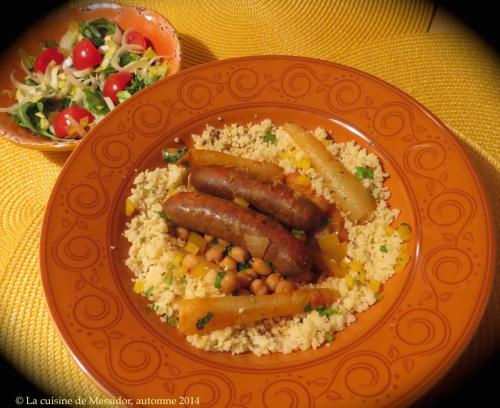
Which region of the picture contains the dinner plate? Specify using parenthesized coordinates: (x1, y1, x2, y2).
(0, 2, 181, 151)
(40, 56, 495, 407)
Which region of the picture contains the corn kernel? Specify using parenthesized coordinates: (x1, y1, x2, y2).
(234, 197, 249, 207)
(143, 47, 157, 59)
(349, 260, 364, 273)
(369, 279, 381, 293)
(125, 198, 135, 216)
(184, 242, 199, 255)
(133, 280, 144, 294)
(345, 275, 355, 289)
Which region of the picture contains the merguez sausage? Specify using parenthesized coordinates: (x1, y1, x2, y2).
(163, 192, 311, 277)
(190, 165, 323, 231)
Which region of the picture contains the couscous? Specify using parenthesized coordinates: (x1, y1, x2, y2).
(123, 119, 411, 355)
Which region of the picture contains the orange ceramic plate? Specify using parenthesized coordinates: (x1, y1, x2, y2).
(0, 2, 181, 151)
(40, 56, 495, 407)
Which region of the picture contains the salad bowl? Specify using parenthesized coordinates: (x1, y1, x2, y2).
(0, 2, 181, 151)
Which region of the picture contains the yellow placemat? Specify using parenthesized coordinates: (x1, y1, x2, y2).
(1, 0, 499, 401)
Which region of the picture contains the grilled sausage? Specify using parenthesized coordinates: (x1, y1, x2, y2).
(163, 192, 311, 277)
(190, 165, 323, 231)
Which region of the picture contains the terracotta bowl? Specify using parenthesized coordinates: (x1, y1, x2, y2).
(0, 2, 181, 151)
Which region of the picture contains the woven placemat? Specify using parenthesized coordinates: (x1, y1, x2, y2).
(1, 0, 499, 401)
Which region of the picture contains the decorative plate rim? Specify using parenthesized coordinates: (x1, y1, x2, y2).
(40, 55, 496, 407)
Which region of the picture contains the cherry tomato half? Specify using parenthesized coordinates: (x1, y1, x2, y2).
(72, 38, 102, 70)
(34, 48, 64, 73)
(125, 31, 148, 51)
(103, 72, 133, 104)
(53, 106, 95, 138)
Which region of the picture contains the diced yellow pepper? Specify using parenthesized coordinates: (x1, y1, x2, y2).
(234, 197, 249, 207)
(169, 251, 184, 267)
(190, 260, 217, 278)
(320, 253, 346, 278)
(317, 233, 340, 254)
(279, 151, 296, 161)
(398, 223, 413, 242)
(385, 226, 395, 236)
(295, 174, 311, 186)
(394, 245, 411, 272)
(184, 242, 199, 255)
(176, 265, 188, 276)
(358, 270, 366, 284)
(369, 279, 381, 293)
(186, 231, 207, 254)
(330, 242, 347, 263)
(166, 188, 178, 198)
(133, 280, 144, 294)
(345, 275, 356, 289)
(125, 198, 135, 216)
(348, 260, 364, 273)
(294, 157, 311, 170)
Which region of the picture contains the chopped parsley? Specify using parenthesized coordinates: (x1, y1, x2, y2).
(325, 333, 334, 342)
(250, 296, 257, 304)
(214, 271, 226, 289)
(147, 303, 159, 312)
(165, 316, 177, 326)
(143, 287, 153, 298)
(210, 238, 220, 245)
(179, 275, 187, 284)
(263, 132, 277, 144)
(162, 147, 188, 164)
(237, 260, 252, 271)
(196, 312, 213, 330)
(223, 244, 234, 257)
(379, 244, 388, 253)
(304, 303, 313, 313)
(291, 229, 306, 238)
(25, 77, 37, 86)
(354, 166, 374, 180)
(157, 211, 169, 223)
(165, 273, 173, 286)
(320, 218, 329, 226)
(126, 75, 148, 94)
(375, 293, 384, 302)
(316, 306, 338, 317)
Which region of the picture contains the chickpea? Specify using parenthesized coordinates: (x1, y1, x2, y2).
(182, 253, 200, 270)
(176, 227, 189, 241)
(249, 279, 269, 295)
(219, 256, 237, 271)
(265, 272, 282, 292)
(203, 269, 218, 286)
(243, 268, 258, 279)
(275, 280, 295, 294)
(230, 246, 249, 263)
(219, 270, 240, 294)
(204, 234, 214, 242)
(236, 271, 252, 288)
(205, 246, 224, 263)
(252, 258, 272, 276)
